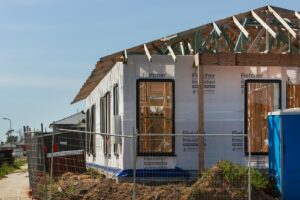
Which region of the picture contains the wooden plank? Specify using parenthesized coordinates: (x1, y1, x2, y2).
(144, 44, 152, 62)
(167, 45, 177, 62)
(234, 18, 248, 52)
(198, 64, 205, 174)
(199, 53, 300, 66)
(295, 11, 300, 20)
(123, 49, 128, 63)
(213, 22, 222, 37)
(232, 16, 249, 38)
(268, 6, 296, 38)
(251, 10, 277, 38)
(187, 42, 194, 55)
(180, 41, 185, 55)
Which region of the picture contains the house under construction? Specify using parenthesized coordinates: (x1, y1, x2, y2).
(71, 5, 300, 179)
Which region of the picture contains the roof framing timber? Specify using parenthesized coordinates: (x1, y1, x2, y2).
(232, 16, 249, 38)
(72, 5, 300, 104)
(268, 6, 297, 38)
(295, 11, 300, 20)
(199, 53, 300, 66)
(251, 10, 277, 38)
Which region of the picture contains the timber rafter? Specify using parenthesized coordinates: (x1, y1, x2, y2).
(72, 5, 300, 104)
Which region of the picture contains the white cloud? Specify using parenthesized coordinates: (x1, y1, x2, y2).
(0, 74, 79, 89)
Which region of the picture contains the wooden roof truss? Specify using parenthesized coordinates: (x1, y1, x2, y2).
(72, 5, 300, 104)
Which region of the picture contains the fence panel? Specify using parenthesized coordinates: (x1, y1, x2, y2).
(25, 130, 48, 200)
(24, 129, 278, 200)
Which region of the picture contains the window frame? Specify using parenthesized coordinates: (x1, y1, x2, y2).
(244, 79, 282, 155)
(113, 84, 119, 116)
(136, 79, 175, 156)
(86, 108, 90, 154)
(101, 92, 111, 156)
(90, 104, 96, 156)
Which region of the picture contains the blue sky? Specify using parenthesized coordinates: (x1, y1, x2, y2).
(0, 0, 299, 142)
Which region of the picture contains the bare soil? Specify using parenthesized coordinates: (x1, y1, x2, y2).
(51, 166, 279, 200)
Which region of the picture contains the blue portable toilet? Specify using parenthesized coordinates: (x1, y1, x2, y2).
(268, 108, 300, 200)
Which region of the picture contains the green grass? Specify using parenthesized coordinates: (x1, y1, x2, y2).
(0, 159, 27, 179)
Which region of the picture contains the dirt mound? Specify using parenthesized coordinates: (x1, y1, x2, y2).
(185, 161, 279, 200)
(52, 172, 186, 200)
(52, 161, 279, 200)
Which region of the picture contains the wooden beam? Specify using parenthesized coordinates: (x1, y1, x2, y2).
(180, 41, 185, 55)
(247, 28, 265, 53)
(213, 22, 222, 37)
(198, 64, 205, 174)
(199, 53, 300, 66)
(232, 16, 249, 38)
(295, 11, 300, 20)
(268, 6, 296, 38)
(167, 45, 176, 62)
(251, 10, 277, 38)
(143, 44, 152, 62)
(123, 49, 128, 63)
(187, 42, 194, 55)
(194, 52, 199, 67)
(234, 18, 248, 52)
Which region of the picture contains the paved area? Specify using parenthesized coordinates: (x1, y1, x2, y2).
(0, 165, 31, 200)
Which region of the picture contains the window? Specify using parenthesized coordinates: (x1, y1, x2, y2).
(86, 105, 96, 156)
(245, 80, 281, 155)
(113, 84, 119, 115)
(137, 79, 175, 156)
(86, 109, 90, 153)
(100, 92, 111, 156)
(90, 105, 96, 156)
(286, 83, 300, 108)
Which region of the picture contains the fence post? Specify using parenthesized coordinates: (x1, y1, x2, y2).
(24, 126, 33, 194)
(41, 124, 48, 200)
(132, 127, 137, 200)
(49, 123, 55, 198)
(248, 135, 251, 200)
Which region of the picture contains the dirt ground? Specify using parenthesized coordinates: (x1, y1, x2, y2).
(51, 170, 279, 200)
(0, 165, 31, 200)
(52, 172, 188, 200)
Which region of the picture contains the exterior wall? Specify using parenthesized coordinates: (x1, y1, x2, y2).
(204, 66, 299, 168)
(86, 62, 124, 170)
(122, 55, 198, 170)
(85, 53, 300, 173)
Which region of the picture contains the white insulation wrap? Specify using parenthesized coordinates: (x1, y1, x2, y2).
(85, 54, 299, 173)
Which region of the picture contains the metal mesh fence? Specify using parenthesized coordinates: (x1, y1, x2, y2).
(24, 128, 48, 200)
(24, 128, 268, 200)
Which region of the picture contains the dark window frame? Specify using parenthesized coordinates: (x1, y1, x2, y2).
(101, 92, 111, 156)
(244, 79, 282, 155)
(86, 109, 90, 154)
(136, 79, 175, 156)
(113, 84, 119, 116)
(90, 104, 96, 156)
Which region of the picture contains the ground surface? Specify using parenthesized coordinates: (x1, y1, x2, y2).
(0, 165, 31, 200)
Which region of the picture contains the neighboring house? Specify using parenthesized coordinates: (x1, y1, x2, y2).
(44, 111, 86, 176)
(71, 5, 300, 181)
(45, 111, 86, 152)
(0, 142, 25, 158)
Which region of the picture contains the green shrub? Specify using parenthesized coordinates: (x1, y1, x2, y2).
(0, 159, 27, 179)
(217, 160, 268, 189)
(86, 167, 105, 179)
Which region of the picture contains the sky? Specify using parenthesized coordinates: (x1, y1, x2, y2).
(0, 0, 299, 142)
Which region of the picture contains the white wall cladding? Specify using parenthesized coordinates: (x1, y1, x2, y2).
(85, 53, 299, 172)
(86, 61, 124, 170)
